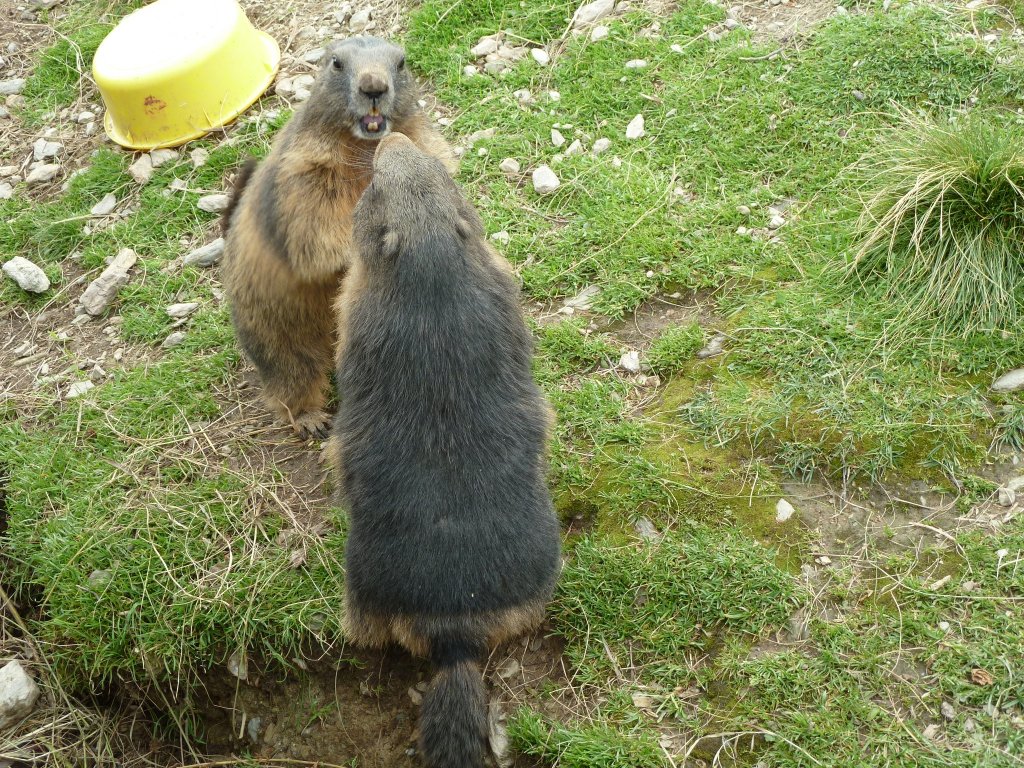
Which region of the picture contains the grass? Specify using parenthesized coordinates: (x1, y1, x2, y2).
(2, 0, 1024, 764)
(848, 111, 1024, 336)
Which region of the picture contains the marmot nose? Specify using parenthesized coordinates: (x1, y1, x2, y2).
(359, 73, 389, 100)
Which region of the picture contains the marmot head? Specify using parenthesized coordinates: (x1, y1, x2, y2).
(353, 133, 485, 266)
(308, 37, 418, 141)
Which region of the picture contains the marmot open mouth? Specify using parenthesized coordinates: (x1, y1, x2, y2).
(360, 108, 387, 134)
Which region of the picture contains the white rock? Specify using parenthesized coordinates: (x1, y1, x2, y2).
(32, 138, 63, 161)
(183, 237, 225, 268)
(696, 332, 726, 358)
(463, 65, 479, 77)
(162, 331, 186, 350)
(490, 231, 511, 245)
(725, 17, 741, 29)
(940, 702, 956, 721)
(294, 74, 315, 90)
(775, 498, 795, 523)
(84, 122, 97, 137)
(625, 59, 648, 69)
(938, 621, 950, 632)
(190, 148, 209, 167)
(349, 8, 372, 32)
(3, 257, 50, 293)
(671, 43, 683, 53)
(572, 0, 614, 28)
(466, 127, 497, 146)
(548, 90, 561, 102)
(275, 78, 295, 98)
(149, 148, 179, 168)
(302, 47, 326, 64)
(90, 193, 117, 217)
(531, 48, 550, 66)
(532, 165, 560, 194)
(565, 139, 584, 156)
(625, 114, 645, 139)
(198, 193, 230, 213)
(294, 86, 312, 102)
(166, 302, 199, 319)
(76, 110, 95, 123)
(26, 164, 60, 185)
(78, 248, 138, 316)
(551, 129, 566, 147)
(590, 25, 609, 41)
(768, 214, 786, 229)
(498, 158, 521, 176)
(998, 487, 1016, 507)
(619, 350, 641, 373)
(484, 60, 508, 75)
(66, 380, 95, 399)
(129, 154, 154, 184)
(0, 78, 26, 96)
(513, 88, 533, 104)
(992, 368, 1024, 392)
(471, 37, 499, 57)
(0, 660, 40, 728)
(0, 182, 11, 200)
(592, 137, 612, 154)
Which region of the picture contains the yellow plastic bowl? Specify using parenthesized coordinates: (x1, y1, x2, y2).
(92, 0, 280, 150)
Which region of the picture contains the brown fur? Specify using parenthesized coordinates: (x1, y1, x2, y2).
(221, 38, 455, 438)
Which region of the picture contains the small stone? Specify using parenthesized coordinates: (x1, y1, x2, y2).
(531, 48, 550, 66)
(619, 350, 641, 373)
(625, 59, 648, 69)
(408, 686, 423, 705)
(490, 231, 511, 245)
(923, 724, 940, 741)
(0, 165, 18, 178)
(998, 487, 1016, 507)
(768, 214, 786, 229)
(564, 139, 584, 156)
(463, 65, 478, 77)
(88, 569, 111, 587)
(572, 0, 614, 29)
(246, 716, 262, 742)
(496, 658, 521, 680)
(349, 8, 372, 32)
(592, 137, 612, 154)
(162, 332, 185, 350)
(89, 364, 106, 383)
(197, 194, 230, 213)
(590, 25, 609, 41)
(0, 660, 41, 729)
(275, 78, 295, 98)
(190, 148, 209, 167)
(635, 518, 659, 540)
(76, 110, 95, 123)
(513, 88, 533, 104)
(671, 43, 683, 53)
(548, 90, 561, 102)
(484, 60, 508, 75)
(66, 380, 95, 399)
(3, 257, 50, 293)
(84, 122, 97, 137)
(90, 193, 117, 217)
(551, 129, 566, 147)
(992, 368, 1024, 392)
(941, 701, 956, 721)
(696, 332, 726, 359)
(32, 138, 63, 161)
(816, 555, 832, 566)
(183, 237, 225, 268)
(852, 89, 866, 101)
(564, 284, 600, 311)
(466, 127, 497, 146)
(737, 204, 751, 216)
(0, 78, 26, 96)
(471, 37, 499, 57)
(294, 74, 315, 90)
(499, 158, 521, 175)
(129, 154, 154, 184)
(149, 148, 179, 168)
(294, 87, 312, 102)
(78, 248, 138, 316)
(631, 692, 655, 709)
(26, 164, 61, 185)
(166, 302, 199, 319)
(302, 47, 326, 64)
(532, 165, 560, 194)
(724, 17, 740, 29)
(227, 650, 248, 681)
(775, 498, 795, 523)
(625, 114, 645, 139)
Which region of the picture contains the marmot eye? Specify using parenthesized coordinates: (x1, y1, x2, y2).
(397, 56, 406, 70)
(332, 56, 342, 70)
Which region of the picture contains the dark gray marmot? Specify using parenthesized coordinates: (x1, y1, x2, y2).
(220, 37, 455, 438)
(329, 132, 561, 768)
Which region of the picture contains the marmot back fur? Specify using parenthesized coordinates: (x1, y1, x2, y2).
(221, 36, 455, 438)
(332, 133, 561, 768)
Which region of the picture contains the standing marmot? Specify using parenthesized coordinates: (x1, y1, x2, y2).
(221, 37, 455, 438)
(331, 133, 561, 768)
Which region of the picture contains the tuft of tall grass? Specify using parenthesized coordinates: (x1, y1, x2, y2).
(849, 111, 1024, 335)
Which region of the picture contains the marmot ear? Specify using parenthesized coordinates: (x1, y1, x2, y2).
(455, 216, 473, 241)
(383, 229, 401, 258)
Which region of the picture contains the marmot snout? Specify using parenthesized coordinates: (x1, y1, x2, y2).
(220, 38, 455, 438)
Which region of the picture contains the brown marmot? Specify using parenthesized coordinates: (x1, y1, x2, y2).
(330, 133, 561, 768)
(221, 37, 456, 438)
